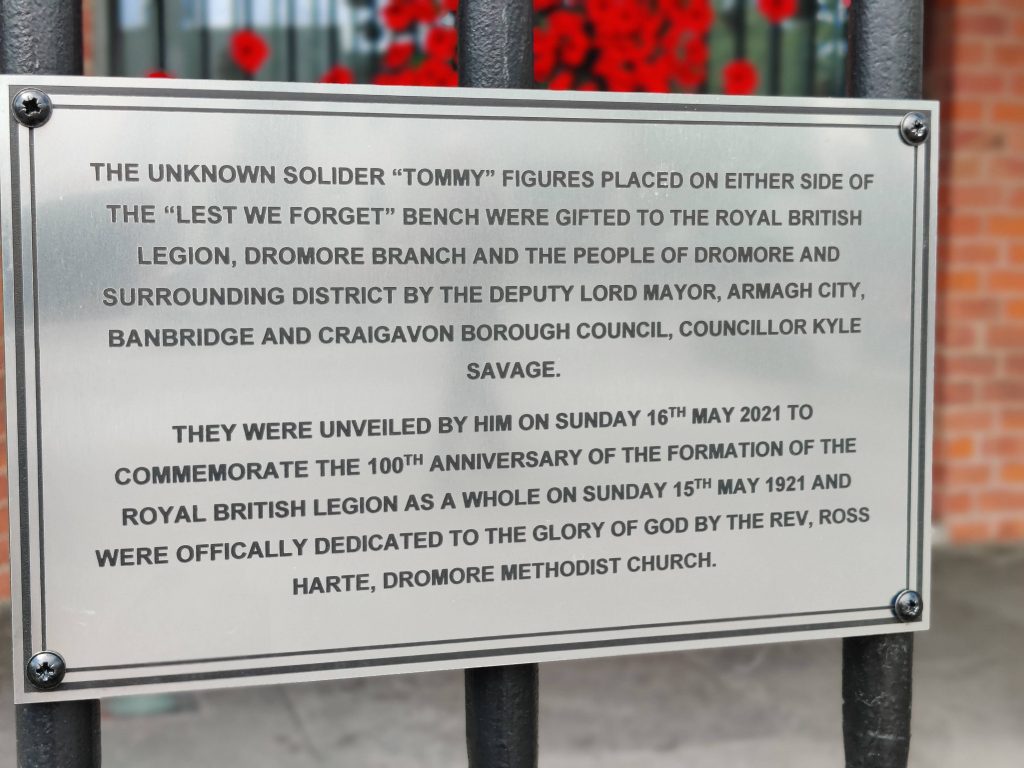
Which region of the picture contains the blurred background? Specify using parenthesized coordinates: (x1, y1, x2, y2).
(2, 0, 1023, 765)
(87, 0, 851, 94)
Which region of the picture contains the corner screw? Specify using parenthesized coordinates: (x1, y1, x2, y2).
(900, 112, 928, 145)
(12, 89, 52, 128)
(26, 651, 66, 690)
(892, 589, 923, 622)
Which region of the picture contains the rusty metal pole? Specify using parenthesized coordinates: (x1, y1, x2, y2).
(457, 3, 538, 767)
(2, 1, 101, 766)
(843, 2, 923, 767)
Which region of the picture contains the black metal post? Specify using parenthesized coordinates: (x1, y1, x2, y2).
(1, 2, 101, 764)
(842, 635, 914, 768)
(465, 664, 539, 768)
(457, 3, 537, 765)
(457, 0, 533, 89)
(0, 0, 83, 74)
(844, 2, 922, 767)
(847, 0, 923, 100)
(16, 703, 102, 768)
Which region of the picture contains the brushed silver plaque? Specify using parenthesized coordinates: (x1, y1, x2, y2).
(2, 77, 936, 702)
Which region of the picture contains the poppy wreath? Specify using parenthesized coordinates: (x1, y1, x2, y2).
(180, 0, 724, 92)
(534, 0, 714, 92)
(377, 0, 459, 86)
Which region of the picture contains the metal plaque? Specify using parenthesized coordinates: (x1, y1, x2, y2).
(2, 78, 936, 702)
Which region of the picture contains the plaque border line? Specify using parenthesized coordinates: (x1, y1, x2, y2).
(59, 616, 898, 692)
(72, 603, 889, 673)
(7, 85, 933, 693)
(41, 83, 915, 117)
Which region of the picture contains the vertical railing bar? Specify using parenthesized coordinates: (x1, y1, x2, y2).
(843, 1, 923, 767)
(457, 3, 537, 766)
(698, 23, 710, 95)
(768, 23, 782, 94)
(368, 0, 380, 76)
(735, 0, 747, 59)
(312, 0, 323, 76)
(199, 0, 211, 79)
(806, 0, 818, 95)
(286, 0, 298, 81)
(154, 0, 167, 72)
(108, 0, 122, 75)
(833, 0, 844, 96)
(0, 1, 102, 765)
(327, 0, 340, 65)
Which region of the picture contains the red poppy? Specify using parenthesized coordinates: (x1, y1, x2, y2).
(411, 0, 442, 23)
(320, 65, 354, 84)
(230, 29, 270, 75)
(547, 11, 589, 67)
(758, 0, 798, 24)
(685, 36, 710, 66)
(534, 28, 557, 82)
(418, 56, 458, 86)
(722, 59, 759, 95)
(383, 2, 415, 31)
(384, 41, 416, 70)
(531, 0, 714, 92)
(548, 70, 575, 90)
(678, 0, 715, 34)
(426, 26, 458, 61)
(674, 62, 705, 88)
(146, 70, 173, 78)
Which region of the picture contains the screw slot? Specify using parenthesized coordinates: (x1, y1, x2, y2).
(892, 589, 923, 622)
(900, 112, 929, 145)
(12, 89, 52, 128)
(26, 651, 66, 690)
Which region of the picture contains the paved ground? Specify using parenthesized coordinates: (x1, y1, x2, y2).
(2, 547, 1022, 767)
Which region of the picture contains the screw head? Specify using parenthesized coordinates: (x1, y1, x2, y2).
(892, 589, 923, 622)
(12, 89, 52, 128)
(26, 651, 66, 690)
(900, 112, 929, 145)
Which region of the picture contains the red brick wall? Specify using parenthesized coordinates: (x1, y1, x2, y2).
(927, 0, 1024, 543)
(1, 394, 8, 602)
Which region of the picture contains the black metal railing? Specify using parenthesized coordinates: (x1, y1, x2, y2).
(95, 0, 848, 96)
